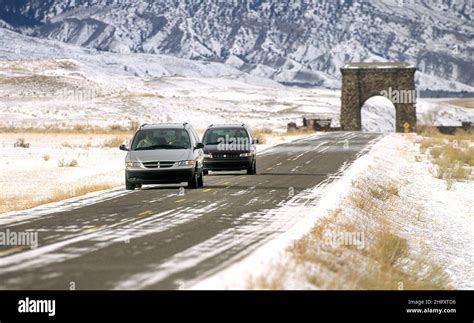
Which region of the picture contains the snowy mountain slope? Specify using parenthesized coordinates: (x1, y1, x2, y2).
(0, 27, 278, 89)
(0, 0, 473, 92)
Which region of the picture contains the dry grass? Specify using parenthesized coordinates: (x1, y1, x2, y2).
(246, 262, 289, 290)
(416, 124, 440, 137)
(420, 138, 444, 153)
(287, 127, 318, 135)
(252, 127, 316, 144)
(441, 98, 474, 109)
(13, 138, 30, 148)
(61, 142, 73, 148)
(348, 189, 379, 214)
(0, 122, 138, 135)
(348, 179, 398, 212)
(42, 154, 50, 161)
(128, 91, 164, 98)
(58, 158, 78, 167)
(0, 182, 118, 213)
(371, 226, 409, 266)
(419, 128, 474, 184)
(252, 127, 273, 144)
(248, 178, 450, 290)
(367, 182, 399, 201)
(102, 136, 126, 148)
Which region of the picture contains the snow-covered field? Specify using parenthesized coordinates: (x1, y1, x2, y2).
(0, 59, 342, 131)
(192, 133, 474, 289)
(0, 133, 126, 213)
(1, 58, 473, 133)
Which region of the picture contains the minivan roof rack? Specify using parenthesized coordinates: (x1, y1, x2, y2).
(140, 123, 148, 128)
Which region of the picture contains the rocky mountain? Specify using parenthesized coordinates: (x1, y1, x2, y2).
(0, 0, 473, 92)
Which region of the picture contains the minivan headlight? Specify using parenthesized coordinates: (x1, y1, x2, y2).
(239, 153, 252, 157)
(203, 153, 212, 158)
(178, 160, 195, 166)
(126, 161, 143, 168)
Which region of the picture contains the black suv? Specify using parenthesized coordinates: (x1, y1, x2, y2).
(202, 124, 257, 175)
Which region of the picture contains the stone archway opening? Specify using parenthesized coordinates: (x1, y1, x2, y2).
(340, 62, 417, 132)
(361, 96, 396, 132)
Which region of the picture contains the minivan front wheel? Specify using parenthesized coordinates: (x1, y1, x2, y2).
(188, 169, 199, 188)
(197, 170, 204, 188)
(247, 160, 257, 175)
(125, 176, 135, 190)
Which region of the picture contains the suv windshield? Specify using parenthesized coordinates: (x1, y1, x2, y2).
(203, 128, 250, 145)
(131, 128, 191, 150)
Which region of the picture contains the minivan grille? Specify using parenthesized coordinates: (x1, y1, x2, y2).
(212, 153, 241, 159)
(142, 161, 175, 169)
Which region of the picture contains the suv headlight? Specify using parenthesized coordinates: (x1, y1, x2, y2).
(178, 160, 195, 166)
(239, 153, 252, 157)
(203, 153, 212, 158)
(126, 161, 143, 168)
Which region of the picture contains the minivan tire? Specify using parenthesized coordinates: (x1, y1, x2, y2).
(247, 160, 256, 175)
(125, 177, 135, 190)
(197, 170, 204, 187)
(188, 169, 199, 188)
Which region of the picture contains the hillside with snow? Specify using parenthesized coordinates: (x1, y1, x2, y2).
(0, 0, 473, 93)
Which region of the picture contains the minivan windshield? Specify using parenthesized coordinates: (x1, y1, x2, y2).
(131, 129, 191, 150)
(203, 128, 250, 145)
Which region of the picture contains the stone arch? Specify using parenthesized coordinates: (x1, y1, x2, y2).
(340, 62, 417, 132)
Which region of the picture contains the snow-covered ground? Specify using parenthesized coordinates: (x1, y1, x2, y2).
(417, 99, 474, 126)
(1, 58, 472, 133)
(0, 133, 126, 213)
(192, 133, 474, 289)
(0, 58, 341, 131)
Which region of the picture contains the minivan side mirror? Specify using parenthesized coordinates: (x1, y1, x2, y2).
(254, 138, 260, 144)
(119, 144, 129, 151)
(195, 142, 204, 150)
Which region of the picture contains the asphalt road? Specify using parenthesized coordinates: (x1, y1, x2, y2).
(0, 132, 381, 290)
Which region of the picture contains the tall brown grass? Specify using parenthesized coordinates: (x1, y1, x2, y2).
(248, 179, 450, 290)
(441, 98, 474, 109)
(0, 122, 139, 134)
(418, 128, 473, 184)
(0, 183, 118, 213)
(252, 127, 316, 145)
(102, 136, 126, 148)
